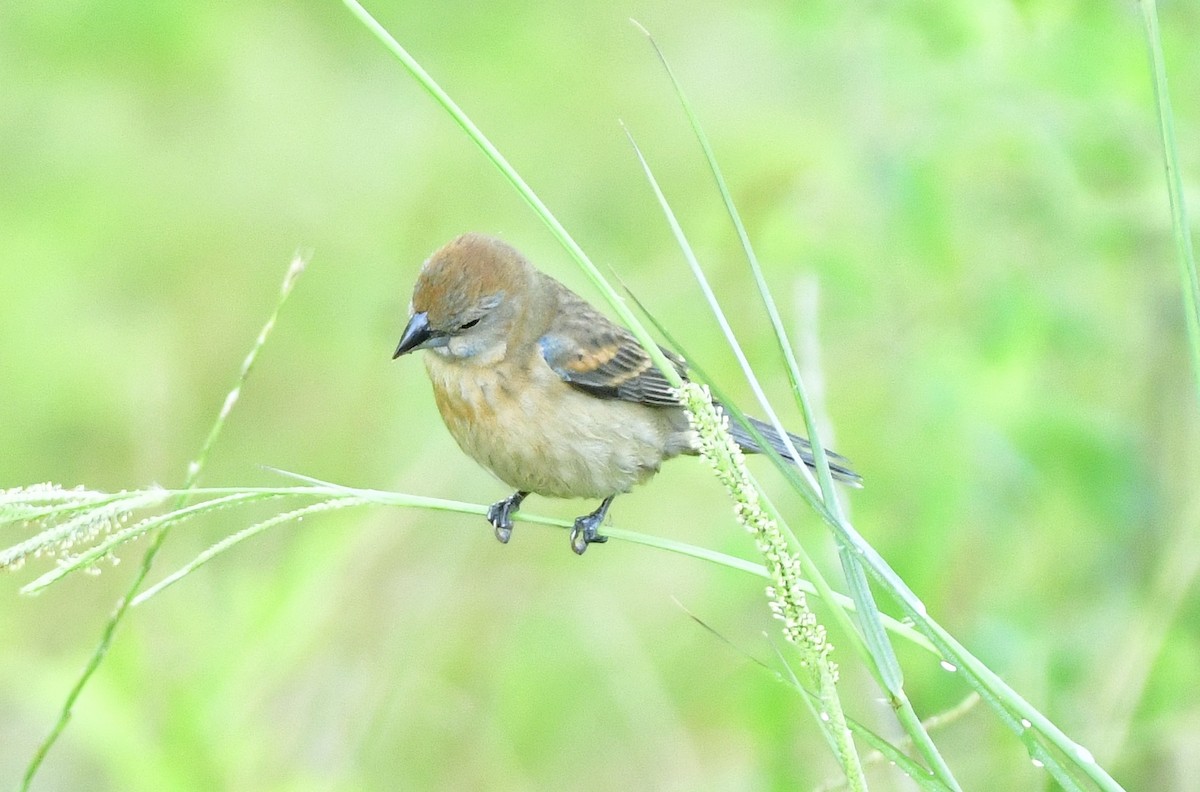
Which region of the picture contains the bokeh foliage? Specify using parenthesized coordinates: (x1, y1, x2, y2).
(2, 1, 1198, 789)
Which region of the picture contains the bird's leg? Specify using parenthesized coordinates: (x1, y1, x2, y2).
(570, 496, 614, 555)
(486, 490, 528, 544)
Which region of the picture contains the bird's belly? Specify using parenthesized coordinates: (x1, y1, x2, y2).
(425, 356, 674, 499)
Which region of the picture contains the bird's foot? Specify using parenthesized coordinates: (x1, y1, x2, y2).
(486, 491, 528, 544)
(569, 496, 615, 555)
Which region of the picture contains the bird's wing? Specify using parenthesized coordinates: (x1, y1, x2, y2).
(538, 289, 687, 407)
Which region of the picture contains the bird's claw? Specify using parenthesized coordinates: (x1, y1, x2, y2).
(486, 491, 527, 545)
(569, 495, 615, 555)
(570, 513, 609, 555)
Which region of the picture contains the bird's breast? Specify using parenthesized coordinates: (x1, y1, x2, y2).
(422, 352, 683, 499)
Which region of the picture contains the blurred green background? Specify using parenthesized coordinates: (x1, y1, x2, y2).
(3, 1, 1198, 789)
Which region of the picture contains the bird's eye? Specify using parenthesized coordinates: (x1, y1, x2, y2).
(460, 318, 481, 330)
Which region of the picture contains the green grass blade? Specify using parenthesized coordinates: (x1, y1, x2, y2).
(339, 0, 681, 389)
(0, 478, 934, 649)
(131, 498, 370, 606)
(636, 151, 956, 784)
(619, 129, 867, 785)
(643, 28, 1129, 789)
(20, 253, 307, 792)
(631, 19, 846, 508)
(629, 20, 917, 705)
(620, 123, 822, 496)
(616, 287, 893, 671)
(630, 22, 914, 698)
(1138, 0, 1200, 399)
(768, 643, 952, 792)
(625, 51, 924, 736)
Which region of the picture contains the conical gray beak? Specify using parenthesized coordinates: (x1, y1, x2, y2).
(394, 311, 435, 358)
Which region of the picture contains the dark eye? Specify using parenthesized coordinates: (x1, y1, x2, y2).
(460, 318, 481, 330)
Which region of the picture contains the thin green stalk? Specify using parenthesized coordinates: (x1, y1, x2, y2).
(621, 122, 959, 789)
(1139, 0, 1200, 399)
(630, 19, 842, 511)
(3, 481, 936, 651)
(619, 120, 820, 495)
(618, 115, 864, 783)
(647, 49, 917, 718)
(339, 0, 681, 391)
(631, 14, 914, 693)
(841, 525, 1121, 790)
(679, 384, 865, 789)
(689, 611, 948, 790)
(634, 20, 1129, 792)
(133, 498, 369, 603)
(815, 694, 980, 792)
(20, 254, 307, 791)
(1129, 27, 1200, 775)
(158, 485, 928, 653)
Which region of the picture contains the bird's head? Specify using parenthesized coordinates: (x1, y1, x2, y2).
(393, 233, 531, 364)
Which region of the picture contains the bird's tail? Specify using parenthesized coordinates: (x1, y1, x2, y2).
(726, 414, 863, 487)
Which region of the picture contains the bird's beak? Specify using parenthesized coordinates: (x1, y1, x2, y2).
(393, 311, 444, 358)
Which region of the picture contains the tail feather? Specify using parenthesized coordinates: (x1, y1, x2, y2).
(726, 414, 863, 487)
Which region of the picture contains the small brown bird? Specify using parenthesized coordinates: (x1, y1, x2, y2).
(394, 233, 860, 554)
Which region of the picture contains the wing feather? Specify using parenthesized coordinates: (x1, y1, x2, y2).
(538, 289, 686, 407)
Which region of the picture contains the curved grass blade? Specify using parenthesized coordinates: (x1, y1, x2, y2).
(339, 0, 681, 391)
(20, 253, 308, 791)
(1138, 0, 1200, 398)
(633, 22, 1126, 792)
(629, 18, 911, 696)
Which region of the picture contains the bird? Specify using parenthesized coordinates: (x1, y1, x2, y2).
(393, 233, 861, 555)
